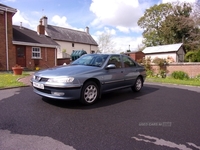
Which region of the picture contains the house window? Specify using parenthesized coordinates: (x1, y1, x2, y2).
(72, 43, 74, 47)
(32, 47, 41, 58)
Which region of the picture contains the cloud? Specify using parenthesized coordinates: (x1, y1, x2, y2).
(162, 0, 196, 3)
(94, 27, 116, 37)
(1, 0, 16, 2)
(112, 36, 143, 53)
(51, 15, 85, 31)
(13, 10, 31, 27)
(116, 26, 130, 33)
(51, 15, 72, 28)
(90, 0, 143, 32)
(93, 26, 143, 53)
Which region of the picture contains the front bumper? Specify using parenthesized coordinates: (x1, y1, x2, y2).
(32, 83, 82, 100)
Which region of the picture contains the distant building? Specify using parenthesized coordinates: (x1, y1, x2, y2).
(143, 43, 185, 62)
(13, 24, 59, 70)
(39, 16, 98, 58)
(124, 51, 145, 62)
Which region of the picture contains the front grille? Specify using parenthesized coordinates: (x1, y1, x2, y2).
(40, 78, 48, 82)
(35, 76, 48, 82)
(35, 87, 51, 94)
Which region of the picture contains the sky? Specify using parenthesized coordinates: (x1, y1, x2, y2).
(0, 0, 197, 53)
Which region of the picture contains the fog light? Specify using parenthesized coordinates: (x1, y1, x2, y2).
(51, 92, 64, 96)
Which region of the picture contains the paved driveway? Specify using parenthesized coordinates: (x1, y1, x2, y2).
(0, 83, 200, 150)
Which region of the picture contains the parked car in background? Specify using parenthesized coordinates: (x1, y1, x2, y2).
(31, 54, 146, 105)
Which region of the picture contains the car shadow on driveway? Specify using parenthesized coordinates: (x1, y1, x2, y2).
(42, 85, 159, 109)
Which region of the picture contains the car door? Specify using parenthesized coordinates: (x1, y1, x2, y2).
(102, 55, 125, 92)
(122, 55, 140, 86)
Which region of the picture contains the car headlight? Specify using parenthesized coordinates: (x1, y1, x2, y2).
(47, 77, 74, 83)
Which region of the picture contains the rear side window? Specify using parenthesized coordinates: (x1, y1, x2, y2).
(122, 55, 136, 68)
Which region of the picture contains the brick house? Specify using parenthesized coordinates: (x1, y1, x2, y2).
(0, 4, 58, 71)
(39, 16, 98, 58)
(0, 4, 99, 70)
(0, 4, 17, 71)
(13, 24, 59, 70)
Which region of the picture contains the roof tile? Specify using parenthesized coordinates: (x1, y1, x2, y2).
(46, 25, 98, 46)
(13, 25, 58, 47)
(143, 43, 183, 54)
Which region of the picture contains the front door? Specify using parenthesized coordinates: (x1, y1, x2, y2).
(16, 46, 26, 67)
(102, 55, 125, 92)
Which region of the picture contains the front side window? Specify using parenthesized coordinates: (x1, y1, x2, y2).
(32, 47, 41, 58)
(107, 55, 122, 68)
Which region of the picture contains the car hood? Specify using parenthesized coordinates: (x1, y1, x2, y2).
(35, 65, 100, 77)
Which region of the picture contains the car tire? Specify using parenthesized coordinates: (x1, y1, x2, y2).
(132, 77, 143, 92)
(80, 81, 99, 105)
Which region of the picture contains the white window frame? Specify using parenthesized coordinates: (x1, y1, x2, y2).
(32, 47, 41, 59)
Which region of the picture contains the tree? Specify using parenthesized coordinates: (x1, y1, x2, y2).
(192, 0, 200, 26)
(137, 2, 200, 51)
(97, 32, 114, 53)
(189, 0, 200, 50)
(161, 3, 194, 48)
(137, 3, 173, 46)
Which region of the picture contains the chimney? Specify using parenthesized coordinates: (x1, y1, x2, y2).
(20, 22, 22, 29)
(41, 16, 48, 28)
(37, 19, 45, 35)
(86, 26, 89, 34)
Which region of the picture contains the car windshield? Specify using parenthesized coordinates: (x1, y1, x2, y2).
(72, 54, 109, 67)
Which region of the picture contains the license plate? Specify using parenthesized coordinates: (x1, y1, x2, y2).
(33, 82, 44, 89)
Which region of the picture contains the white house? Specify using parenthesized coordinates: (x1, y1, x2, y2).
(38, 16, 98, 58)
(143, 43, 185, 62)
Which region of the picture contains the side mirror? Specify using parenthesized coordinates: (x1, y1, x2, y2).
(106, 64, 116, 69)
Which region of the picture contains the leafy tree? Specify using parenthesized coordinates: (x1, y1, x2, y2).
(97, 32, 114, 53)
(138, 2, 200, 51)
(192, 0, 200, 26)
(185, 50, 200, 62)
(189, 0, 200, 50)
(162, 3, 196, 49)
(137, 3, 173, 46)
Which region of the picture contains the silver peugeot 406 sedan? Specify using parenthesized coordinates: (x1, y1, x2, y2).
(31, 54, 146, 105)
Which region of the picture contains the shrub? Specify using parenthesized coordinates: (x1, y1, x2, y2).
(195, 74, 200, 81)
(197, 51, 200, 62)
(146, 70, 154, 77)
(142, 57, 151, 70)
(184, 50, 200, 62)
(159, 69, 166, 78)
(171, 71, 189, 80)
(152, 57, 167, 67)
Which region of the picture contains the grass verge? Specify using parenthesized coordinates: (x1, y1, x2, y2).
(146, 77, 200, 86)
(0, 72, 30, 89)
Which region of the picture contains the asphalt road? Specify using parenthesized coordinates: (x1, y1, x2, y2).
(0, 83, 200, 150)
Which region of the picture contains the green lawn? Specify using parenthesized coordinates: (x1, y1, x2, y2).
(0, 72, 30, 89)
(146, 77, 200, 86)
(0, 72, 200, 89)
